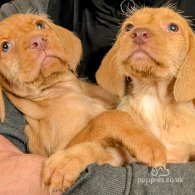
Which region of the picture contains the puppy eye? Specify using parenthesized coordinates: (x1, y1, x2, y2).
(167, 23, 179, 32)
(35, 21, 45, 29)
(1, 41, 12, 52)
(125, 23, 134, 32)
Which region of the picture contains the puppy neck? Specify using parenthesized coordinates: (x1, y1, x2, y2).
(131, 78, 172, 103)
(2, 70, 82, 100)
(29, 71, 83, 101)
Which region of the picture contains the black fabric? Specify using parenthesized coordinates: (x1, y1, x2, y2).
(48, 0, 121, 81)
(47, 0, 157, 82)
(154, 0, 180, 6)
(0, 0, 10, 7)
(177, 0, 195, 26)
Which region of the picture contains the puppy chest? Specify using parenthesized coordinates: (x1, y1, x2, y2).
(136, 94, 166, 137)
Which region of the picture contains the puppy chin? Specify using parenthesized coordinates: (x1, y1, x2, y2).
(122, 51, 173, 79)
(40, 57, 66, 78)
(122, 52, 157, 78)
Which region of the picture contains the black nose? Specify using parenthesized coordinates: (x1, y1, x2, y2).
(29, 35, 47, 49)
(131, 28, 151, 45)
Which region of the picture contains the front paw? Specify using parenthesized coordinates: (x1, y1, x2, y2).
(42, 150, 85, 192)
(134, 136, 167, 167)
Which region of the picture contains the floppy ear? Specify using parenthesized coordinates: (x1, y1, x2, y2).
(96, 41, 125, 97)
(0, 85, 5, 122)
(174, 33, 195, 102)
(52, 24, 82, 72)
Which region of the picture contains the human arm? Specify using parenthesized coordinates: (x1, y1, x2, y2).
(0, 135, 54, 195)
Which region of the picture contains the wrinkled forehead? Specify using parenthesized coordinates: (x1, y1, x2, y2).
(0, 14, 50, 39)
(124, 7, 190, 28)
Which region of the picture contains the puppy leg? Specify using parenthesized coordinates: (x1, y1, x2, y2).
(70, 110, 167, 167)
(25, 125, 48, 157)
(42, 111, 167, 192)
(42, 142, 114, 192)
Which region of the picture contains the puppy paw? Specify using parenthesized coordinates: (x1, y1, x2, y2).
(134, 137, 167, 167)
(42, 150, 86, 192)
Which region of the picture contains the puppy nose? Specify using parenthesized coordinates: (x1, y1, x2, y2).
(29, 35, 47, 49)
(131, 28, 151, 45)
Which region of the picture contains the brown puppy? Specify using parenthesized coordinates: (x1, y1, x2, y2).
(0, 14, 166, 192)
(94, 7, 195, 163)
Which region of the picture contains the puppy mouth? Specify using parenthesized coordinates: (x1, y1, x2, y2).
(130, 50, 150, 60)
(129, 48, 157, 63)
(121, 47, 163, 78)
(37, 50, 64, 66)
(20, 48, 67, 83)
(34, 49, 66, 71)
(41, 53, 62, 67)
(127, 47, 161, 68)
(39, 51, 67, 78)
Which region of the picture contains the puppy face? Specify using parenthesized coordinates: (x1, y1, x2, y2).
(0, 14, 82, 95)
(117, 7, 192, 79)
(96, 7, 195, 100)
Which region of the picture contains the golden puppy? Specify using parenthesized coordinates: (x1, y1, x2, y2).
(94, 7, 195, 163)
(0, 14, 166, 192)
